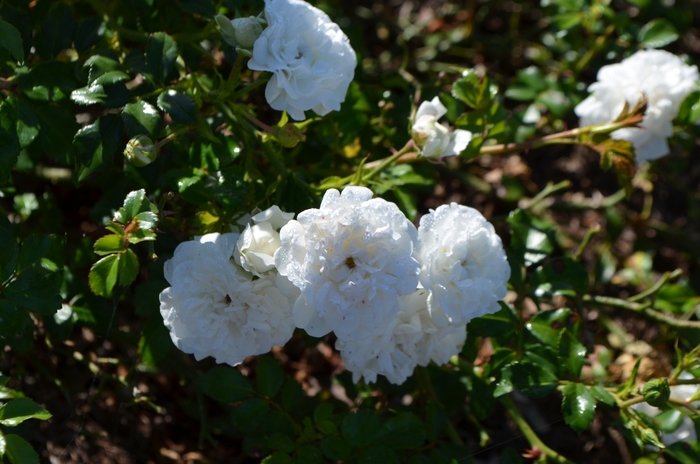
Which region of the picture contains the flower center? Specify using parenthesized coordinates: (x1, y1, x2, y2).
(345, 257, 356, 269)
(225, 294, 232, 304)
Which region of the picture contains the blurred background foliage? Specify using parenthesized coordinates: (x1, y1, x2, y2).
(2, 0, 700, 462)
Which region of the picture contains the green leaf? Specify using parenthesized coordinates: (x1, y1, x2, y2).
(468, 303, 518, 338)
(93, 71, 130, 86)
(342, 409, 380, 448)
(0, 215, 18, 282)
(0, 126, 20, 184)
(70, 85, 107, 105)
(666, 441, 700, 464)
(638, 19, 679, 48)
(590, 385, 615, 406)
(134, 211, 158, 230)
(89, 254, 120, 297)
(320, 436, 352, 460)
(677, 91, 700, 125)
(0, 398, 51, 426)
(655, 408, 684, 433)
(506, 209, 556, 267)
(452, 70, 483, 109)
(256, 354, 284, 398)
(145, 32, 178, 84)
(0, 300, 35, 353)
(0, 18, 23, 62)
(510, 360, 558, 398)
(94, 235, 127, 255)
(267, 433, 295, 453)
(261, 452, 291, 464)
(84, 55, 122, 85)
(4, 267, 62, 316)
(40, 3, 76, 58)
(357, 446, 399, 464)
(157, 90, 197, 125)
(75, 16, 103, 53)
(118, 249, 139, 287)
(73, 114, 124, 178)
(558, 329, 587, 378)
(296, 445, 323, 464)
(15, 234, 53, 273)
(197, 366, 253, 403)
(4, 434, 38, 464)
(561, 382, 596, 434)
(32, 103, 79, 164)
(375, 413, 425, 450)
(122, 100, 161, 138)
(530, 258, 588, 298)
(231, 398, 269, 431)
(526, 308, 572, 347)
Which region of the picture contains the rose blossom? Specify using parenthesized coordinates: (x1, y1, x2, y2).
(416, 203, 510, 324)
(159, 233, 295, 366)
(411, 97, 472, 159)
(274, 186, 420, 340)
(247, 0, 357, 121)
(336, 289, 467, 385)
(575, 49, 699, 163)
(236, 205, 295, 276)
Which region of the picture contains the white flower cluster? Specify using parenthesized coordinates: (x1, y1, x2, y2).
(160, 187, 510, 384)
(218, 0, 357, 121)
(575, 49, 699, 163)
(159, 208, 298, 367)
(412, 97, 472, 159)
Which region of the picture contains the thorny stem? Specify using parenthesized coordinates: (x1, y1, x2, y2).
(500, 395, 575, 464)
(238, 108, 274, 132)
(628, 269, 683, 302)
(521, 180, 572, 210)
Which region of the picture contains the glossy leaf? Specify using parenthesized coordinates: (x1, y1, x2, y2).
(145, 32, 178, 84)
(561, 382, 596, 434)
(0, 398, 51, 426)
(256, 354, 285, 398)
(638, 18, 679, 48)
(342, 409, 380, 448)
(157, 90, 197, 125)
(5, 434, 38, 464)
(0, 18, 23, 62)
(122, 101, 161, 138)
(558, 329, 587, 378)
(197, 366, 253, 403)
(88, 254, 120, 297)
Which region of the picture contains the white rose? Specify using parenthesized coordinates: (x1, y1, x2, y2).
(215, 15, 264, 50)
(416, 203, 510, 324)
(575, 49, 699, 163)
(411, 97, 472, 159)
(274, 186, 420, 340)
(247, 0, 357, 121)
(336, 289, 467, 385)
(236, 205, 294, 276)
(159, 232, 295, 366)
(631, 372, 700, 445)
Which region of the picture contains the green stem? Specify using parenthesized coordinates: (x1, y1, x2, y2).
(583, 295, 700, 330)
(229, 75, 270, 101)
(521, 180, 572, 210)
(628, 269, 682, 302)
(574, 24, 615, 77)
(500, 395, 575, 464)
(617, 396, 645, 409)
(362, 140, 417, 183)
(573, 224, 601, 261)
(415, 367, 464, 446)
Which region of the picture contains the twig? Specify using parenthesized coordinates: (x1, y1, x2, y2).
(500, 395, 575, 464)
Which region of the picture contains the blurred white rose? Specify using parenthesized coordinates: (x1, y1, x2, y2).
(575, 49, 699, 163)
(337, 289, 467, 385)
(236, 205, 294, 276)
(416, 203, 510, 324)
(275, 186, 420, 340)
(215, 15, 264, 51)
(159, 233, 295, 366)
(411, 97, 472, 158)
(248, 0, 357, 121)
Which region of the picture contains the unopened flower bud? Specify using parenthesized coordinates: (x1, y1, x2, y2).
(215, 15, 263, 50)
(642, 378, 671, 407)
(273, 123, 306, 148)
(125, 135, 157, 167)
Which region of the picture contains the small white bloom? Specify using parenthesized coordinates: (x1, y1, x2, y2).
(236, 205, 294, 276)
(412, 97, 472, 159)
(275, 187, 420, 340)
(247, 0, 357, 121)
(575, 49, 699, 163)
(336, 289, 467, 385)
(215, 15, 264, 51)
(632, 372, 700, 445)
(416, 203, 510, 324)
(159, 233, 295, 366)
